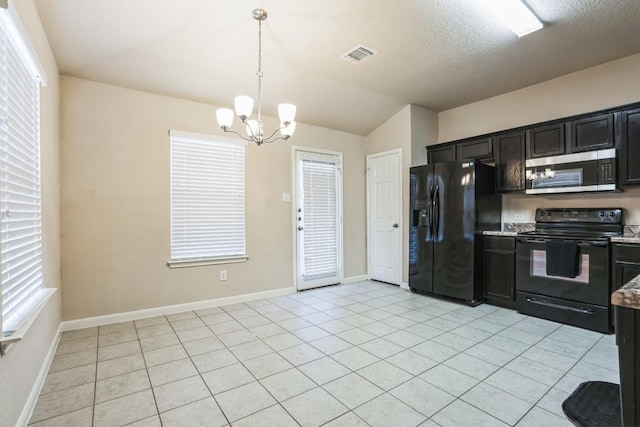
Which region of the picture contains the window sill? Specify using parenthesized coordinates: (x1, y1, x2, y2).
(1, 287, 57, 355)
(167, 256, 249, 269)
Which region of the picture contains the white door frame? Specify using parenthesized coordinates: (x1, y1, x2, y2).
(291, 145, 344, 291)
(366, 148, 402, 285)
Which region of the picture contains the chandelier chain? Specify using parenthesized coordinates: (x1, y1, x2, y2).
(256, 16, 263, 123)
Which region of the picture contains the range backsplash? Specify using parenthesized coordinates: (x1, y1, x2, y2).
(502, 186, 640, 227)
(503, 223, 535, 233)
(624, 225, 640, 237)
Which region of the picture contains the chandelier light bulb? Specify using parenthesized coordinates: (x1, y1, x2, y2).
(246, 120, 262, 138)
(278, 103, 297, 125)
(216, 108, 234, 128)
(234, 96, 254, 121)
(281, 121, 296, 137)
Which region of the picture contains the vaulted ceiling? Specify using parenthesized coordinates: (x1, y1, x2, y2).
(34, 0, 640, 135)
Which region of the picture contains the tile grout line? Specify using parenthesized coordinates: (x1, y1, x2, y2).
(511, 331, 609, 425)
(165, 311, 233, 426)
(33, 282, 618, 427)
(133, 318, 164, 427)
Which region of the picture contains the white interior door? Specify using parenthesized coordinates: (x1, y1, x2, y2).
(367, 150, 402, 285)
(294, 149, 343, 290)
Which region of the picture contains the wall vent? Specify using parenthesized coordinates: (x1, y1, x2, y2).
(341, 45, 377, 64)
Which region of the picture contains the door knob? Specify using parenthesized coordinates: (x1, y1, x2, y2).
(298, 226, 304, 231)
(392, 223, 399, 228)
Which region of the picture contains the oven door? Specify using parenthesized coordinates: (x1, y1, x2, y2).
(515, 237, 610, 306)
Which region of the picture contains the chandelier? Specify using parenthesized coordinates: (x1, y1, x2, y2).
(216, 9, 297, 145)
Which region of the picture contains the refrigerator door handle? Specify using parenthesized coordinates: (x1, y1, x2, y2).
(433, 185, 440, 236)
(428, 184, 435, 235)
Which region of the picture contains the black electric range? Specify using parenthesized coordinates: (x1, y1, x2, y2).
(515, 208, 623, 333)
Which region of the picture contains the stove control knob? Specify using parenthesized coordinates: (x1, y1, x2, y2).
(609, 211, 616, 217)
(599, 211, 606, 218)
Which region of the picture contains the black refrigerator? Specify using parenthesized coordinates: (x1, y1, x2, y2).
(409, 161, 501, 305)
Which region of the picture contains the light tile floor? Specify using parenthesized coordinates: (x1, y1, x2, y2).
(28, 281, 620, 426)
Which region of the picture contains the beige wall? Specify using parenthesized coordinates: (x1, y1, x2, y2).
(0, 0, 61, 426)
(411, 105, 439, 166)
(438, 53, 640, 225)
(439, 53, 640, 143)
(60, 77, 367, 320)
(503, 188, 640, 225)
(365, 106, 411, 284)
(364, 105, 438, 285)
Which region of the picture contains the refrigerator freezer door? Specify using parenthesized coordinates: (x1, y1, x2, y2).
(409, 165, 434, 293)
(432, 162, 476, 301)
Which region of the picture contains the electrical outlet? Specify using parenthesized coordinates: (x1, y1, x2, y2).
(514, 213, 525, 221)
(220, 270, 227, 281)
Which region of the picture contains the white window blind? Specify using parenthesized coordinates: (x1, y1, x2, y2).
(301, 158, 339, 278)
(170, 130, 246, 263)
(0, 9, 46, 335)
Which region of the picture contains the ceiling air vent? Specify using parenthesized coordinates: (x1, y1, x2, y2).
(341, 45, 377, 64)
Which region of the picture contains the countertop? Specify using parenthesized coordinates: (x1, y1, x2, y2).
(612, 226, 640, 243)
(611, 236, 640, 244)
(612, 274, 640, 310)
(482, 231, 518, 237)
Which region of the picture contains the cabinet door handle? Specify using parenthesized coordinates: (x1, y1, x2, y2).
(392, 223, 399, 228)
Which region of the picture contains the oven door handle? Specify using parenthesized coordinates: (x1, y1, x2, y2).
(577, 241, 608, 248)
(526, 297, 594, 315)
(517, 238, 608, 248)
(517, 238, 546, 244)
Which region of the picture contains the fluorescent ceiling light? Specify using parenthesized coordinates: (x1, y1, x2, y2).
(480, 0, 543, 37)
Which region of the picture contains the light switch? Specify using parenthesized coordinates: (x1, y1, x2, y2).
(282, 192, 291, 202)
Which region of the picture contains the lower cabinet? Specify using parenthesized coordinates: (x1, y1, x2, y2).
(483, 236, 516, 309)
(613, 243, 640, 291)
(615, 305, 640, 426)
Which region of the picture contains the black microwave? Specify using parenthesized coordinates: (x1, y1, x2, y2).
(525, 149, 616, 194)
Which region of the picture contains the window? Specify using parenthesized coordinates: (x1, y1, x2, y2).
(169, 130, 247, 267)
(0, 7, 49, 337)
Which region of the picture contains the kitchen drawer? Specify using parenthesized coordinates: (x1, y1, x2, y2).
(614, 243, 640, 263)
(484, 236, 515, 251)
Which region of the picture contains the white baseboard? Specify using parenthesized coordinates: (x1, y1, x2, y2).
(400, 282, 410, 290)
(342, 275, 369, 284)
(61, 287, 294, 332)
(17, 323, 62, 427)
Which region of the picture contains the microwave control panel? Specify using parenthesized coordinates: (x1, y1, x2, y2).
(598, 158, 615, 184)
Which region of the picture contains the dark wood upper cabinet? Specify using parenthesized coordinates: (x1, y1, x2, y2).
(456, 137, 494, 162)
(568, 113, 615, 153)
(525, 123, 565, 158)
(427, 144, 456, 164)
(620, 108, 640, 186)
(495, 132, 525, 193)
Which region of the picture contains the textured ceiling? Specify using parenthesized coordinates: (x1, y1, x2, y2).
(34, 0, 640, 135)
